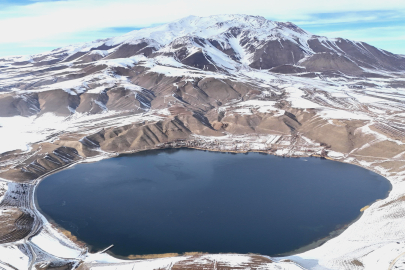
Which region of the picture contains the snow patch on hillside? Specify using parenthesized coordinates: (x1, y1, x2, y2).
(0, 245, 30, 270)
(319, 109, 372, 120)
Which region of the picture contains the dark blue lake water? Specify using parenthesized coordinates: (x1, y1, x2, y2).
(36, 149, 390, 257)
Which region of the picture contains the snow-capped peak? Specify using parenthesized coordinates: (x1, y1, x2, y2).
(105, 14, 313, 47)
(2, 14, 403, 75)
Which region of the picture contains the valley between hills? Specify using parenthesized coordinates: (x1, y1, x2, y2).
(1, 14, 405, 270)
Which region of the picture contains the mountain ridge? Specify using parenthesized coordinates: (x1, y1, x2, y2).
(2, 14, 404, 74)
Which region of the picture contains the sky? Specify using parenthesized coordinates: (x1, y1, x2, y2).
(0, 0, 404, 57)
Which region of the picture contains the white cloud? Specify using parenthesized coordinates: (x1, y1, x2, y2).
(0, 0, 405, 42)
(318, 26, 405, 42)
(0, 0, 404, 56)
(296, 15, 379, 26)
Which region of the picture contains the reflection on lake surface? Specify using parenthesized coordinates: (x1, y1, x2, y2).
(36, 149, 390, 257)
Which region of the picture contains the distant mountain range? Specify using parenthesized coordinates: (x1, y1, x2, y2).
(0, 14, 404, 119)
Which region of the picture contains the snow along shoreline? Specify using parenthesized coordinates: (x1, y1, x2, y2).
(12, 136, 398, 270)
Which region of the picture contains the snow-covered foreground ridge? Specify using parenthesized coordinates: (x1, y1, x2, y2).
(0, 14, 405, 270)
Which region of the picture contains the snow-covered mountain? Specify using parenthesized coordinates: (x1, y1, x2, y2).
(1, 14, 405, 270)
(1, 14, 404, 119)
(3, 14, 405, 74)
(55, 14, 405, 72)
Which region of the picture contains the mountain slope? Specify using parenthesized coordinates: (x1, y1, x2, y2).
(0, 14, 404, 121)
(3, 14, 404, 75)
(1, 14, 405, 270)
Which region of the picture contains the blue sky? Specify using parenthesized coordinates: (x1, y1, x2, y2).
(0, 0, 404, 57)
